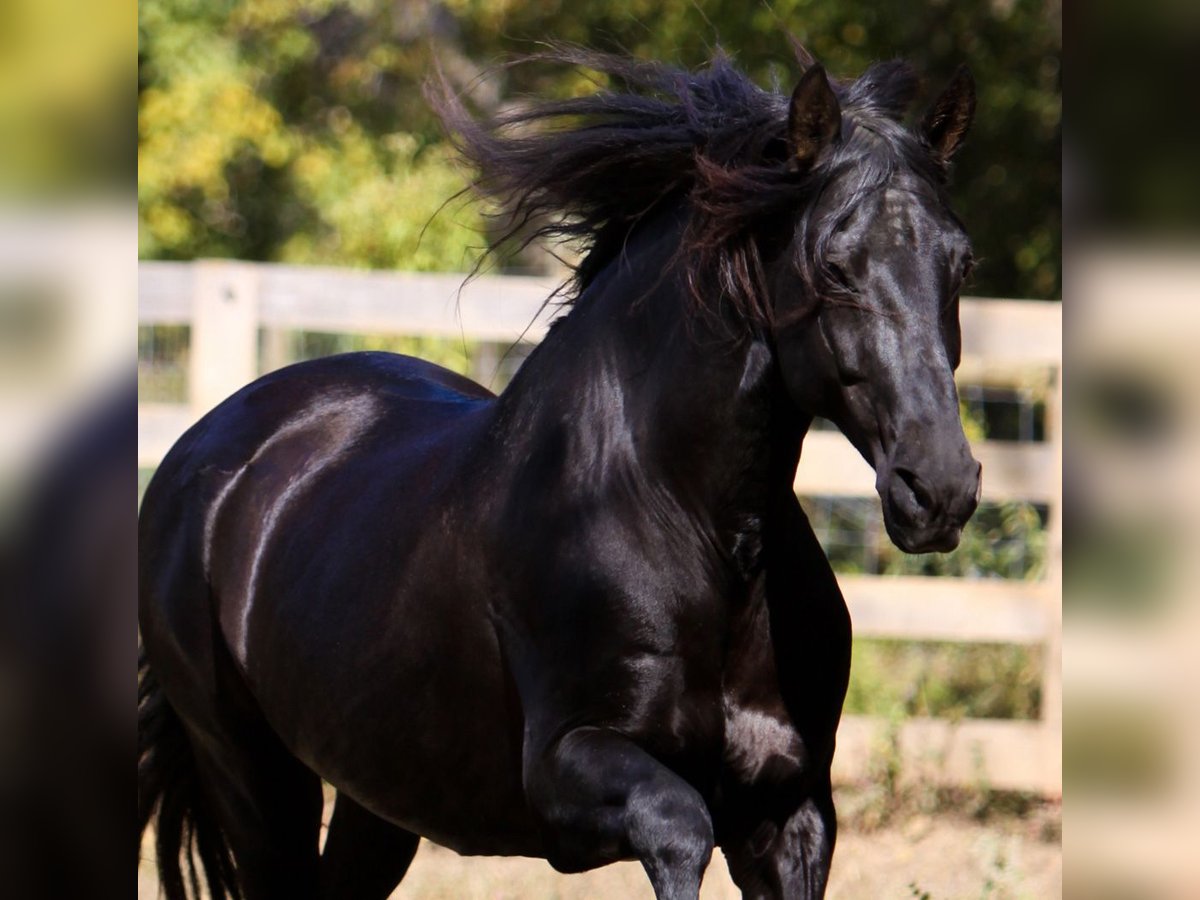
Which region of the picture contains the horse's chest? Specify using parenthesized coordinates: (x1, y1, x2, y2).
(718, 597, 806, 785)
(721, 697, 805, 784)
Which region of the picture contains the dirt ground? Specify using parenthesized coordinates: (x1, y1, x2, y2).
(139, 803, 1061, 899)
(391, 816, 1061, 899)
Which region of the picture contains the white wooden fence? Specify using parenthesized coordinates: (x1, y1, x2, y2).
(138, 260, 1062, 795)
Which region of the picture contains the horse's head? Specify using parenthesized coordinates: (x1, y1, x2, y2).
(769, 64, 981, 553)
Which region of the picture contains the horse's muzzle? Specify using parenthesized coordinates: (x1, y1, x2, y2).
(880, 457, 982, 554)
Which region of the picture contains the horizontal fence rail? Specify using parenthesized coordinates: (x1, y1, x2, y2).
(138, 259, 1062, 795)
(138, 260, 1061, 359)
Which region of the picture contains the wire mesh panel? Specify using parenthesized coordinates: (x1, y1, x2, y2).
(136, 324, 189, 403)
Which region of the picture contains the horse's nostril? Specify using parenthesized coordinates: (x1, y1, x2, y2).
(894, 466, 934, 510)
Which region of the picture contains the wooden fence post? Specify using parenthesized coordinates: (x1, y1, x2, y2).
(189, 260, 260, 417)
(260, 326, 292, 375)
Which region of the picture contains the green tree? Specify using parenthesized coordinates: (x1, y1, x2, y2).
(139, 0, 1060, 299)
(138, 0, 484, 267)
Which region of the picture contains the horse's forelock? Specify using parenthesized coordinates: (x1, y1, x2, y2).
(842, 60, 921, 121)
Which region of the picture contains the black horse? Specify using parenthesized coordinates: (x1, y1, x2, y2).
(139, 48, 980, 900)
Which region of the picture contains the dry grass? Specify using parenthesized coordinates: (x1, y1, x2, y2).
(390, 815, 1060, 900)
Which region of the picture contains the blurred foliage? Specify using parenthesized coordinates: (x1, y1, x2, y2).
(1065, 517, 1175, 617)
(0, 0, 130, 195)
(138, 0, 1060, 299)
(879, 501, 1047, 579)
(1074, 0, 1200, 234)
(138, 0, 485, 266)
(844, 640, 1042, 720)
(1064, 698, 1171, 797)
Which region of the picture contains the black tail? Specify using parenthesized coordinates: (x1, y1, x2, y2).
(138, 647, 240, 900)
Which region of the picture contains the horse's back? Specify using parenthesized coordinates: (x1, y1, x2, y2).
(149, 351, 490, 483)
(140, 350, 490, 597)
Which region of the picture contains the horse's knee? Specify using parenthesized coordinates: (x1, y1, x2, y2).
(770, 795, 836, 899)
(524, 728, 714, 894)
(627, 780, 714, 885)
(721, 781, 837, 900)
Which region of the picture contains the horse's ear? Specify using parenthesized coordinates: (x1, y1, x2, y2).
(922, 65, 975, 161)
(787, 64, 841, 169)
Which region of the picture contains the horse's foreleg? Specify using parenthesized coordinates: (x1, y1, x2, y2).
(722, 778, 837, 900)
(525, 726, 714, 900)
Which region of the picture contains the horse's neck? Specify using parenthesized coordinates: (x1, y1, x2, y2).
(496, 223, 807, 540)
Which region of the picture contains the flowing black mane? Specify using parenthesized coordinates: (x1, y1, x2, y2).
(429, 47, 944, 325)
